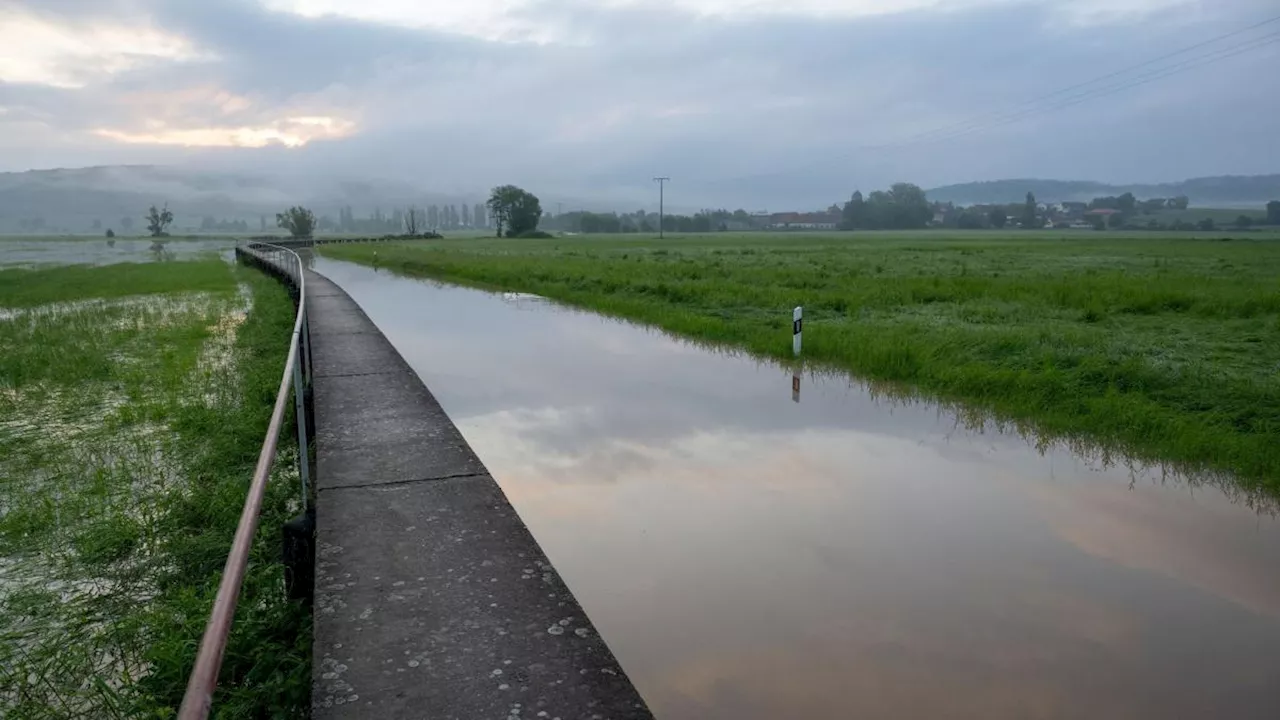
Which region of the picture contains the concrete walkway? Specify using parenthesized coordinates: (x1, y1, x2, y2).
(306, 270, 653, 719)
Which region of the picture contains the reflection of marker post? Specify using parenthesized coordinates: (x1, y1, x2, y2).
(793, 306, 802, 356)
(792, 372, 801, 403)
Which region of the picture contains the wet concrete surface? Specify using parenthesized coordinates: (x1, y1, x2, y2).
(313, 255, 1280, 720)
(305, 270, 652, 719)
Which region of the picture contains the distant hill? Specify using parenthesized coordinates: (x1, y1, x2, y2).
(927, 175, 1280, 207)
(0, 165, 482, 235)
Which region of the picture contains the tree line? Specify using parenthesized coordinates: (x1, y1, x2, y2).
(543, 209, 757, 234)
(333, 204, 487, 233)
(839, 184, 933, 230)
(119, 189, 1280, 240)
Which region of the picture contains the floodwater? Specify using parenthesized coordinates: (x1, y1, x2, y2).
(0, 238, 234, 267)
(313, 256, 1280, 720)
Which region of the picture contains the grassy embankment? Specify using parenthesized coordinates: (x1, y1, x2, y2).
(0, 259, 309, 717)
(322, 231, 1280, 489)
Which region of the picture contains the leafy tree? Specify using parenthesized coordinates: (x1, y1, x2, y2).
(888, 183, 932, 228)
(404, 206, 422, 235)
(1020, 192, 1038, 229)
(276, 206, 316, 237)
(1197, 218, 1216, 231)
(988, 207, 1007, 228)
(864, 191, 892, 228)
(474, 203, 486, 229)
(120, 216, 134, 232)
(427, 205, 439, 230)
(487, 185, 542, 237)
(1235, 215, 1254, 229)
(840, 191, 866, 230)
(105, 228, 115, 238)
(1170, 196, 1190, 210)
(839, 184, 932, 230)
(145, 204, 174, 237)
(957, 212, 985, 229)
(1267, 201, 1280, 226)
(1118, 192, 1136, 213)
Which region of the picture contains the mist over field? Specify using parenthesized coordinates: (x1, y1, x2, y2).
(2, 0, 1277, 226)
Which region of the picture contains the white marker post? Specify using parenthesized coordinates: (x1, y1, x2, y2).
(792, 306, 803, 356)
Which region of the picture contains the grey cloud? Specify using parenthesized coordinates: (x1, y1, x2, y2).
(2, 0, 1278, 209)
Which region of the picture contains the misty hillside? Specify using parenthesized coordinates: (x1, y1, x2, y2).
(5, 165, 1279, 234)
(927, 175, 1280, 207)
(0, 166, 484, 234)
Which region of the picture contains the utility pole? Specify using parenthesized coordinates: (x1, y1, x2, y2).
(653, 177, 670, 239)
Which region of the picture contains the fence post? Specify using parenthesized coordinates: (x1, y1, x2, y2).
(793, 306, 803, 356)
(293, 356, 311, 508)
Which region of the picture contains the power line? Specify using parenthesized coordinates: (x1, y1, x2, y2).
(888, 12, 1280, 147)
(908, 29, 1280, 148)
(720, 12, 1280, 186)
(911, 31, 1280, 147)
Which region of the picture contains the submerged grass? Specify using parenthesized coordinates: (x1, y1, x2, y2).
(0, 259, 308, 717)
(322, 231, 1280, 489)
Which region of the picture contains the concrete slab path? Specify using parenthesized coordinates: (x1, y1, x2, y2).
(306, 270, 653, 719)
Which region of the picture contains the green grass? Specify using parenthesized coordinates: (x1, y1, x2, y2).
(0, 261, 235, 308)
(322, 230, 1280, 490)
(0, 259, 309, 717)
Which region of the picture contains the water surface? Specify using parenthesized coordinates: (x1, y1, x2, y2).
(314, 256, 1280, 720)
(0, 238, 234, 267)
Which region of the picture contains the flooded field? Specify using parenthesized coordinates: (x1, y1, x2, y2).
(312, 256, 1280, 720)
(0, 257, 308, 716)
(0, 237, 235, 267)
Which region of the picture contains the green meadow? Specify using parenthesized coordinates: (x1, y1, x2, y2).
(322, 230, 1280, 489)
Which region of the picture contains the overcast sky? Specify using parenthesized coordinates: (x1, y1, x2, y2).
(1, 0, 1277, 208)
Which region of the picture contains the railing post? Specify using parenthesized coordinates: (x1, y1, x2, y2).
(303, 306, 313, 382)
(293, 343, 311, 508)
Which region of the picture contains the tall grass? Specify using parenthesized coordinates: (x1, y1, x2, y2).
(322, 232, 1280, 489)
(0, 260, 308, 717)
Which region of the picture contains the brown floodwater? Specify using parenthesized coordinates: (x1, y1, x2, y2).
(313, 255, 1280, 720)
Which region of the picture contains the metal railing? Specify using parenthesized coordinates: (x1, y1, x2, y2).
(177, 242, 313, 719)
(247, 235, 441, 249)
